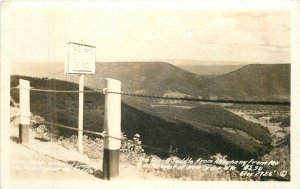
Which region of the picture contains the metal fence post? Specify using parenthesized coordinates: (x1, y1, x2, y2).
(19, 79, 30, 144)
(102, 78, 121, 180)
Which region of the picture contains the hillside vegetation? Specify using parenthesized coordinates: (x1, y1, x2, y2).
(205, 64, 290, 101)
(11, 75, 271, 160)
(153, 105, 271, 144)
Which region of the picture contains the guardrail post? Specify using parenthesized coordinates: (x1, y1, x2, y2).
(102, 78, 121, 180)
(19, 79, 30, 144)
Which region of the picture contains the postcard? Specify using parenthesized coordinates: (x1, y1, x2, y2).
(1, 0, 300, 189)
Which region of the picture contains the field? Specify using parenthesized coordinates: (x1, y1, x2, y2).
(227, 105, 290, 146)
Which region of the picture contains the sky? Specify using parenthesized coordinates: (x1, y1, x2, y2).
(2, 0, 291, 64)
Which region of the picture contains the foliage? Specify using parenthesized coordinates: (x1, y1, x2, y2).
(253, 113, 270, 119)
(261, 145, 290, 181)
(270, 116, 290, 127)
(120, 133, 146, 165)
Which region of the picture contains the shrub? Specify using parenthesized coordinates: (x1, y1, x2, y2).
(120, 133, 145, 165)
(270, 116, 290, 127)
(261, 145, 290, 181)
(83, 136, 104, 159)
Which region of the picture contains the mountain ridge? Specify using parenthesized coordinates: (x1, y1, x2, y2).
(205, 64, 290, 101)
(11, 62, 290, 101)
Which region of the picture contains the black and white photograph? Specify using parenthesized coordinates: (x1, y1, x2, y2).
(1, 0, 300, 188)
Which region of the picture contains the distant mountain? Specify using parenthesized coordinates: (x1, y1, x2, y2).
(177, 65, 244, 76)
(11, 62, 290, 101)
(202, 64, 290, 101)
(165, 59, 250, 66)
(10, 75, 271, 160)
(12, 62, 206, 96)
(83, 62, 207, 96)
(11, 63, 64, 78)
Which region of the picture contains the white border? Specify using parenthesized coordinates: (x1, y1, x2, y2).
(12, 0, 290, 10)
(0, 1, 11, 187)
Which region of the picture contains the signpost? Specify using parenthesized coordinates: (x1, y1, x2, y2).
(65, 42, 96, 154)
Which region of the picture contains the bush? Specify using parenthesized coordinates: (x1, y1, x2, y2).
(261, 145, 290, 181)
(83, 136, 104, 159)
(120, 133, 145, 165)
(270, 116, 290, 127)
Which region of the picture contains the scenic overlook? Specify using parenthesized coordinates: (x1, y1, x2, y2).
(1, 0, 295, 185)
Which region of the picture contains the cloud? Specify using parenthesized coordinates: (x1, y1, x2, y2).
(7, 6, 290, 63)
(176, 11, 289, 49)
(177, 16, 265, 46)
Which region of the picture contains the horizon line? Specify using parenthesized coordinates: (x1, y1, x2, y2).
(11, 60, 291, 66)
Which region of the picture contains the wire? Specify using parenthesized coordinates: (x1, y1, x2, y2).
(11, 86, 291, 106)
(17, 114, 105, 136)
(44, 120, 106, 137)
(46, 121, 181, 157)
(16, 87, 103, 94)
(105, 91, 290, 106)
(11, 82, 291, 167)
(17, 114, 180, 157)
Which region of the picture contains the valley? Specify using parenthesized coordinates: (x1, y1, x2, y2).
(227, 107, 290, 146)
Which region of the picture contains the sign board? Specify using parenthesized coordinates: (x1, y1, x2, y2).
(65, 42, 96, 74)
